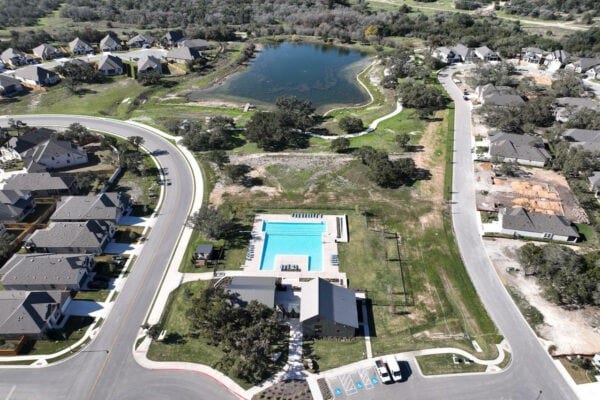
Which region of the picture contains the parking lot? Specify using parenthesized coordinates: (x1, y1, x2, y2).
(326, 366, 381, 398)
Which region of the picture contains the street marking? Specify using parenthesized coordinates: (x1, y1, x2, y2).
(5, 385, 16, 400)
(355, 381, 364, 390)
(335, 387, 343, 397)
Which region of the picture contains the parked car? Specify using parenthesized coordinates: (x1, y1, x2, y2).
(375, 359, 393, 384)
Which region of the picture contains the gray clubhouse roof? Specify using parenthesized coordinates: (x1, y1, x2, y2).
(51, 192, 128, 222)
(562, 129, 600, 152)
(489, 132, 551, 163)
(0, 189, 32, 220)
(226, 276, 277, 308)
(300, 278, 358, 328)
(21, 138, 86, 164)
(501, 208, 579, 238)
(27, 220, 113, 250)
(0, 290, 69, 337)
(0, 253, 91, 287)
(2, 173, 72, 192)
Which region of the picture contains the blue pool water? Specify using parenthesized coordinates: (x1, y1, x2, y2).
(259, 221, 326, 272)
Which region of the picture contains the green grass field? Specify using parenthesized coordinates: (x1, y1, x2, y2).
(416, 353, 487, 375)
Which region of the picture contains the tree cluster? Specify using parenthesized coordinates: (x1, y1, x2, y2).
(518, 243, 600, 306)
(187, 286, 285, 383)
(0, 0, 61, 28)
(502, 0, 599, 22)
(397, 79, 447, 117)
(357, 146, 417, 188)
(478, 96, 555, 133)
(469, 62, 517, 88)
(338, 116, 363, 134)
(181, 117, 237, 152)
(186, 206, 234, 240)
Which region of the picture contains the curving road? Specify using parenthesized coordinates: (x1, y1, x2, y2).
(0, 115, 237, 400)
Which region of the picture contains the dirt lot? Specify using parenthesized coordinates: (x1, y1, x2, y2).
(474, 162, 589, 223)
(483, 238, 600, 355)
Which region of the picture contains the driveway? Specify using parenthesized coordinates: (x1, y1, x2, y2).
(104, 242, 137, 254)
(118, 216, 153, 227)
(66, 300, 111, 319)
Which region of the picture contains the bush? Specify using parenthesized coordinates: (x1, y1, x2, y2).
(338, 116, 364, 134)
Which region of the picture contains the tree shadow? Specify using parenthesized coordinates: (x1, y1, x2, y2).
(75, 88, 97, 96)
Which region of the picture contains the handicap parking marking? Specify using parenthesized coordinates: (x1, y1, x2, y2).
(358, 369, 374, 390)
(371, 376, 379, 385)
(340, 373, 357, 396)
(355, 381, 364, 390)
(334, 387, 343, 397)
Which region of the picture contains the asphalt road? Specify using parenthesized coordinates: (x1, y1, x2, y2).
(0, 115, 237, 400)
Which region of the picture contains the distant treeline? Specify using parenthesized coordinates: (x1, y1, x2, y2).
(0, 0, 61, 28)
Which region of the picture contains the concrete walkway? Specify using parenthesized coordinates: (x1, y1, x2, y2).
(282, 320, 306, 380)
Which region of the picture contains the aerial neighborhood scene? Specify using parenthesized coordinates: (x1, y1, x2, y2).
(0, 1, 600, 399)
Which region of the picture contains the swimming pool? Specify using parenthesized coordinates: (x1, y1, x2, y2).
(259, 221, 326, 272)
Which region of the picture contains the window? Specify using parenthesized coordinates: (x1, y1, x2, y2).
(543, 233, 553, 239)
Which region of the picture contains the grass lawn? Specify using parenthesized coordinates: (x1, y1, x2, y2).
(74, 290, 111, 302)
(416, 353, 487, 375)
(110, 152, 160, 216)
(303, 338, 367, 372)
(559, 358, 598, 384)
(19, 316, 94, 356)
(576, 223, 596, 244)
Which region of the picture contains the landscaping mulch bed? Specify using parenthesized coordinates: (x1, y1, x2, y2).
(252, 380, 312, 400)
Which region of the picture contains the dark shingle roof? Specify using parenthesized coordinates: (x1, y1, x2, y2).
(26, 220, 113, 250)
(0, 190, 33, 220)
(14, 65, 58, 84)
(0, 253, 90, 287)
(69, 37, 93, 52)
(99, 34, 120, 49)
(562, 129, 600, 152)
(97, 54, 123, 72)
(20, 138, 86, 164)
(51, 192, 127, 222)
(0, 290, 69, 336)
(489, 132, 550, 163)
(300, 278, 358, 328)
(167, 46, 201, 61)
(226, 276, 277, 308)
(3, 173, 72, 192)
(501, 208, 579, 238)
(8, 128, 55, 153)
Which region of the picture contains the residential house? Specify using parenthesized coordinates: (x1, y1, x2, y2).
(69, 38, 94, 55)
(522, 47, 544, 64)
(497, 207, 579, 242)
(161, 31, 184, 48)
(7, 128, 54, 154)
(51, 192, 131, 224)
(0, 253, 94, 291)
(25, 220, 115, 254)
(127, 34, 154, 48)
(2, 173, 75, 196)
(137, 55, 162, 73)
(14, 65, 60, 87)
(0, 74, 24, 96)
(488, 132, 551, 167)
(562, 129, 600, 152)
(0, 190, 35, 222)
(0, 48, 34, 67)
(589, 171, 600, 200)
(225, 276, 277, 308)
(587, 65, 600, 80)
(565, 57, 600, 74)
(166, 46, 203, 63)
(452, 44, 475, 63)
(554, 97, 600, 122)
(177, 39, 210, 51)
(0, 290, 71, 340)
(432, 47, 462, 64)
(544, 49, 570, 72)
(474, 46, 500, 62)
(20, 138, 88, 170)
(99, 34, 122, 52)
(32, 44, 62, 60)
(476, 84, 524, 106)
(300, 278, 359, 338)
(97, 54, 124, 76)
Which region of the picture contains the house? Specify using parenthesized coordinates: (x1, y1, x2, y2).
(565, 57, 600, 74)
(7, 128, 54, 154)
(51, 192, 131, 223)
(498, 207, 579, 242)
(2, 173, 75, 196)
(193, 244, 214, 266)
(589, 171, 600, 200)
(13, 65, 60, 87)
(554, 98, 600, 122)
(161, 31, 184, 48)
(452, 44, 475, 63)
(0, 48, 34, 67)
(0, 74, 24, 96)
(0, 253, 94, 291)
(432, 47, 462, 64)
(474, 46, 500, 62)
(99, 34, 122, 52)
(177, 39, 210, 51)
(32, 43, 62, 60)
(522, 47, 544, 64)
(562, 129, 600, 152)
(97, 54, 124, 76)
(20, 138, 88, 170)
(166, 46, 203, 63)
(476, 84, 524, 106)
(489, 132, 551, 167)
(300, 278, 359, 338)
(0, 190, 35, 222)
(127, 34, 154, 48)
(137, 55, 162, 73)
(544, 49, 570, 72)
(69, 37, 94, 55)
(25, 220, 115, 254)
(0, 290, 71, 340)
(225, 276, 277, 308)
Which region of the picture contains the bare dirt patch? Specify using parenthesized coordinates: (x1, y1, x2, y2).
(483, 238, 600, 355)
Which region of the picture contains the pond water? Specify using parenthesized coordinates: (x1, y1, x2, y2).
(189, 42, 371, 111)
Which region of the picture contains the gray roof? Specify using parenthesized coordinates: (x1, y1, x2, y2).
(69, 37, 93, 52)
(589, 171, 600, 191)
(127, 34, 154, 46)
(479, 84, 523, 106)
(8, 128, 54, 153)
(501, 208, 579, 238)
(0, 253, 91, 287)
(51, 192, 128, 222)
(14, 65, 58, 84)
(489, 132, 550, 163)
(562, 129, 600, 152)
(99, 34, 120, 49)
(178, 39, 210, 50)
(546, 50, 570, 63)
(453, 44, 472, 60)
(137, 55, 161, 72)
(162, 31, 183, 43)
(572, 57, 600, 72)
(3, 173, 72, 192)
(195, 244, 213, 255)
(226, 276, 277, 308)
(167, 46, 201, 61)
(555, 97, 600, 110)
(97, 54, 123, 72)
(475, 46, 497, 59)
(21, 138, 86, 164)
(27, 220, 113, 250)
(523, 47, 544, 55)
(0, 74, 22, 89)
(0, 290, 69, 337)
(300, 278, 358, 328)
(0, 48, 25, 62)
(32, 43, 59, 59)
(0, 190, 33, 220)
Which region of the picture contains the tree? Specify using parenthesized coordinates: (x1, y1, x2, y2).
(55, 60, 103, 87)
(551, 70, 585, 97)
(128, 136, 145, 148)
(395, 133, 411, 150)
(137, 70, 162, 86)
(330, 137, 351, 153)
(517, 243, 545, 275)
(206, 150, 230, 167)
(224, 164, 251, 184)
(275, 96, 315, 131)
(398, 79, 447, 116)
(338, 116, 363, 134)
(469, 61, 517, 87)
(0, 233, 15, 261)
(61, 123, 90, 142)
(74, 171, 96, 193)
(186, 206, 233, 240)
(245, 111, 291, 151)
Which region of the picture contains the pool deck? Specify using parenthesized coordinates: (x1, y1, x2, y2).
(242, 213, 348, 281)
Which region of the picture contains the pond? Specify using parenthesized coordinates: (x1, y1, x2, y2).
(189, 42, 371, 112)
